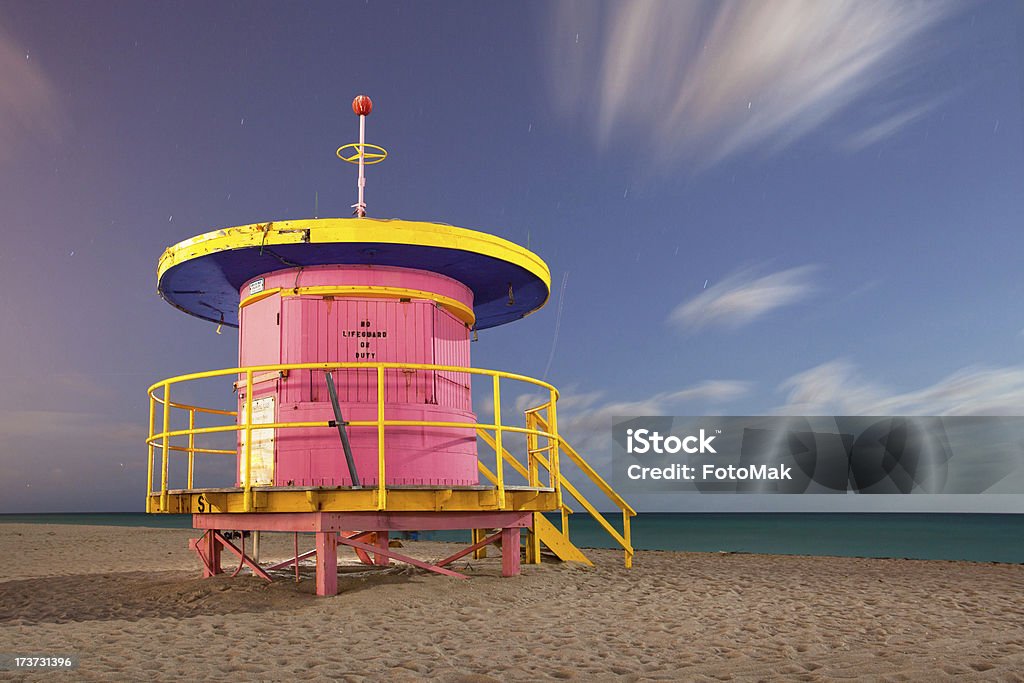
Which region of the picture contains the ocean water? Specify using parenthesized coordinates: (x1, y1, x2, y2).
(1, 512, 1021, 564)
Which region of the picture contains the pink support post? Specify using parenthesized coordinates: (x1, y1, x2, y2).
(195, 530, 222, 577)
(501, 527, 521, 577)
(315, 530, 338, 596)
(374, 530, 390, 566)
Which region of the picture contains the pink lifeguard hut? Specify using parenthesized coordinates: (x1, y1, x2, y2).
(145, 96, 634, 595)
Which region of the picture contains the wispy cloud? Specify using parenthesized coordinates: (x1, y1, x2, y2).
(547, 0, 957, 167)
(514, 380, 751, 453)
(0, 23, 63, 164)
(843, 94, 949, 151)
(778, 360, 1024, 416)
(669, 265, 818, 332)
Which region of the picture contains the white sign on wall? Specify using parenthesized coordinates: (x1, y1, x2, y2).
(239, 396, 275, 486)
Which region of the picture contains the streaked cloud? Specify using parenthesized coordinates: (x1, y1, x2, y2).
(669, 265, 818, 331)
(547, 0, 956, 167)
(514, 380, 751, 453)
(546, 380, 748, 415)
(0, 23, 63, 164)
(778, 360, 1024, 416)
(843, 94, 949, 151)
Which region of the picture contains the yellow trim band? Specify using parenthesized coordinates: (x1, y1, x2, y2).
(238, 284, 475, 325)
(238, 287, 282, 309)
(280, 285, 474, 326)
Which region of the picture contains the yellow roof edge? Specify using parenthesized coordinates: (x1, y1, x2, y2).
(156, 217, 551, 295)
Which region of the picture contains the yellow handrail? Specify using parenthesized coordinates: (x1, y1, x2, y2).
(529, 411, 635, 567)
(146, 420, 559, 448)
(477, 430, 530, 480)
(146, 392, 155, 513)
(531, 414, 636, 514)
(243, 370, 253, 512)
(146, 361, 560, 398)
(145, 359, 633, 567)
(548, 390, 561, 509)
(147, 362, 557, 509)
(492, 375, 505, 509)
(187, 409, 195, 489)
(482, 418, 634, 567)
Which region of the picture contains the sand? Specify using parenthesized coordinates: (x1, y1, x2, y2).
(1, 524, 1023, 681)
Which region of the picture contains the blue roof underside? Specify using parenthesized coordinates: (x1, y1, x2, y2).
(158, 242, 548, 330)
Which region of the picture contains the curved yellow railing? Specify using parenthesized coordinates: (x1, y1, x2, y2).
(145, 361, 634, 566)
(146, 362, 560, 514)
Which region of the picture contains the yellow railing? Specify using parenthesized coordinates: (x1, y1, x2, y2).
(145, 361, 634, 566)
(146, 362, 560, 513)
(481, 406, 636, 568)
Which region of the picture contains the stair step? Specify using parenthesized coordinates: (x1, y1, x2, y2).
(532, 513, 593, 565)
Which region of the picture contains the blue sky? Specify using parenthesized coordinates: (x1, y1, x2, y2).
(1, 0, 1023, 513)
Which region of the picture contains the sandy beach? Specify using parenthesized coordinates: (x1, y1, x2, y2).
(1, 523, 1023, 681)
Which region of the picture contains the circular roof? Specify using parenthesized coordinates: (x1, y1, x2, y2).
(157, 218, 551, 330)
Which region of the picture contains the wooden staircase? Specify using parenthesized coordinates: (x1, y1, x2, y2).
(476, 402, 635, 568)
(529, 511, 593, 565)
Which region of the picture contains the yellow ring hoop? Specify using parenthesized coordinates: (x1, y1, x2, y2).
(336, 143, 389, 165)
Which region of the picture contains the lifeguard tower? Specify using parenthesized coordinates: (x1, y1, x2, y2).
(145, 96, 634, 595)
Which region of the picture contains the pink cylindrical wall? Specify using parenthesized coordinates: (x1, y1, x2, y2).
(235, 265, 478, 487)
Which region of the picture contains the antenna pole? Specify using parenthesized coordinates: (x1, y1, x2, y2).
(338, 94, 384, 217)
(356, 113, 367, 217)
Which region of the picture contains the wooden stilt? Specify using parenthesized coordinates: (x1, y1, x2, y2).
(501, 527, 521, 577)
(191, 530, 223, 577)
(374, 530, 390, 565)
(315, 530, 338, 596)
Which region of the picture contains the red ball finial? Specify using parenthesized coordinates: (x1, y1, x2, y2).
(352, 95, 373, 117)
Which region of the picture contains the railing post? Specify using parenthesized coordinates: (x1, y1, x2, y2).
(526, 411, 539, 487)
(243, 370, 253, 512)
(187, 408, 196, 489)
(623, 509, 633, 569)
(493, 375, 506, 509)
(146, 392, 155, 513)
(376, 365, 386, 510)
(548, 389, 561, 508)
(160, 383, 171, 512)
